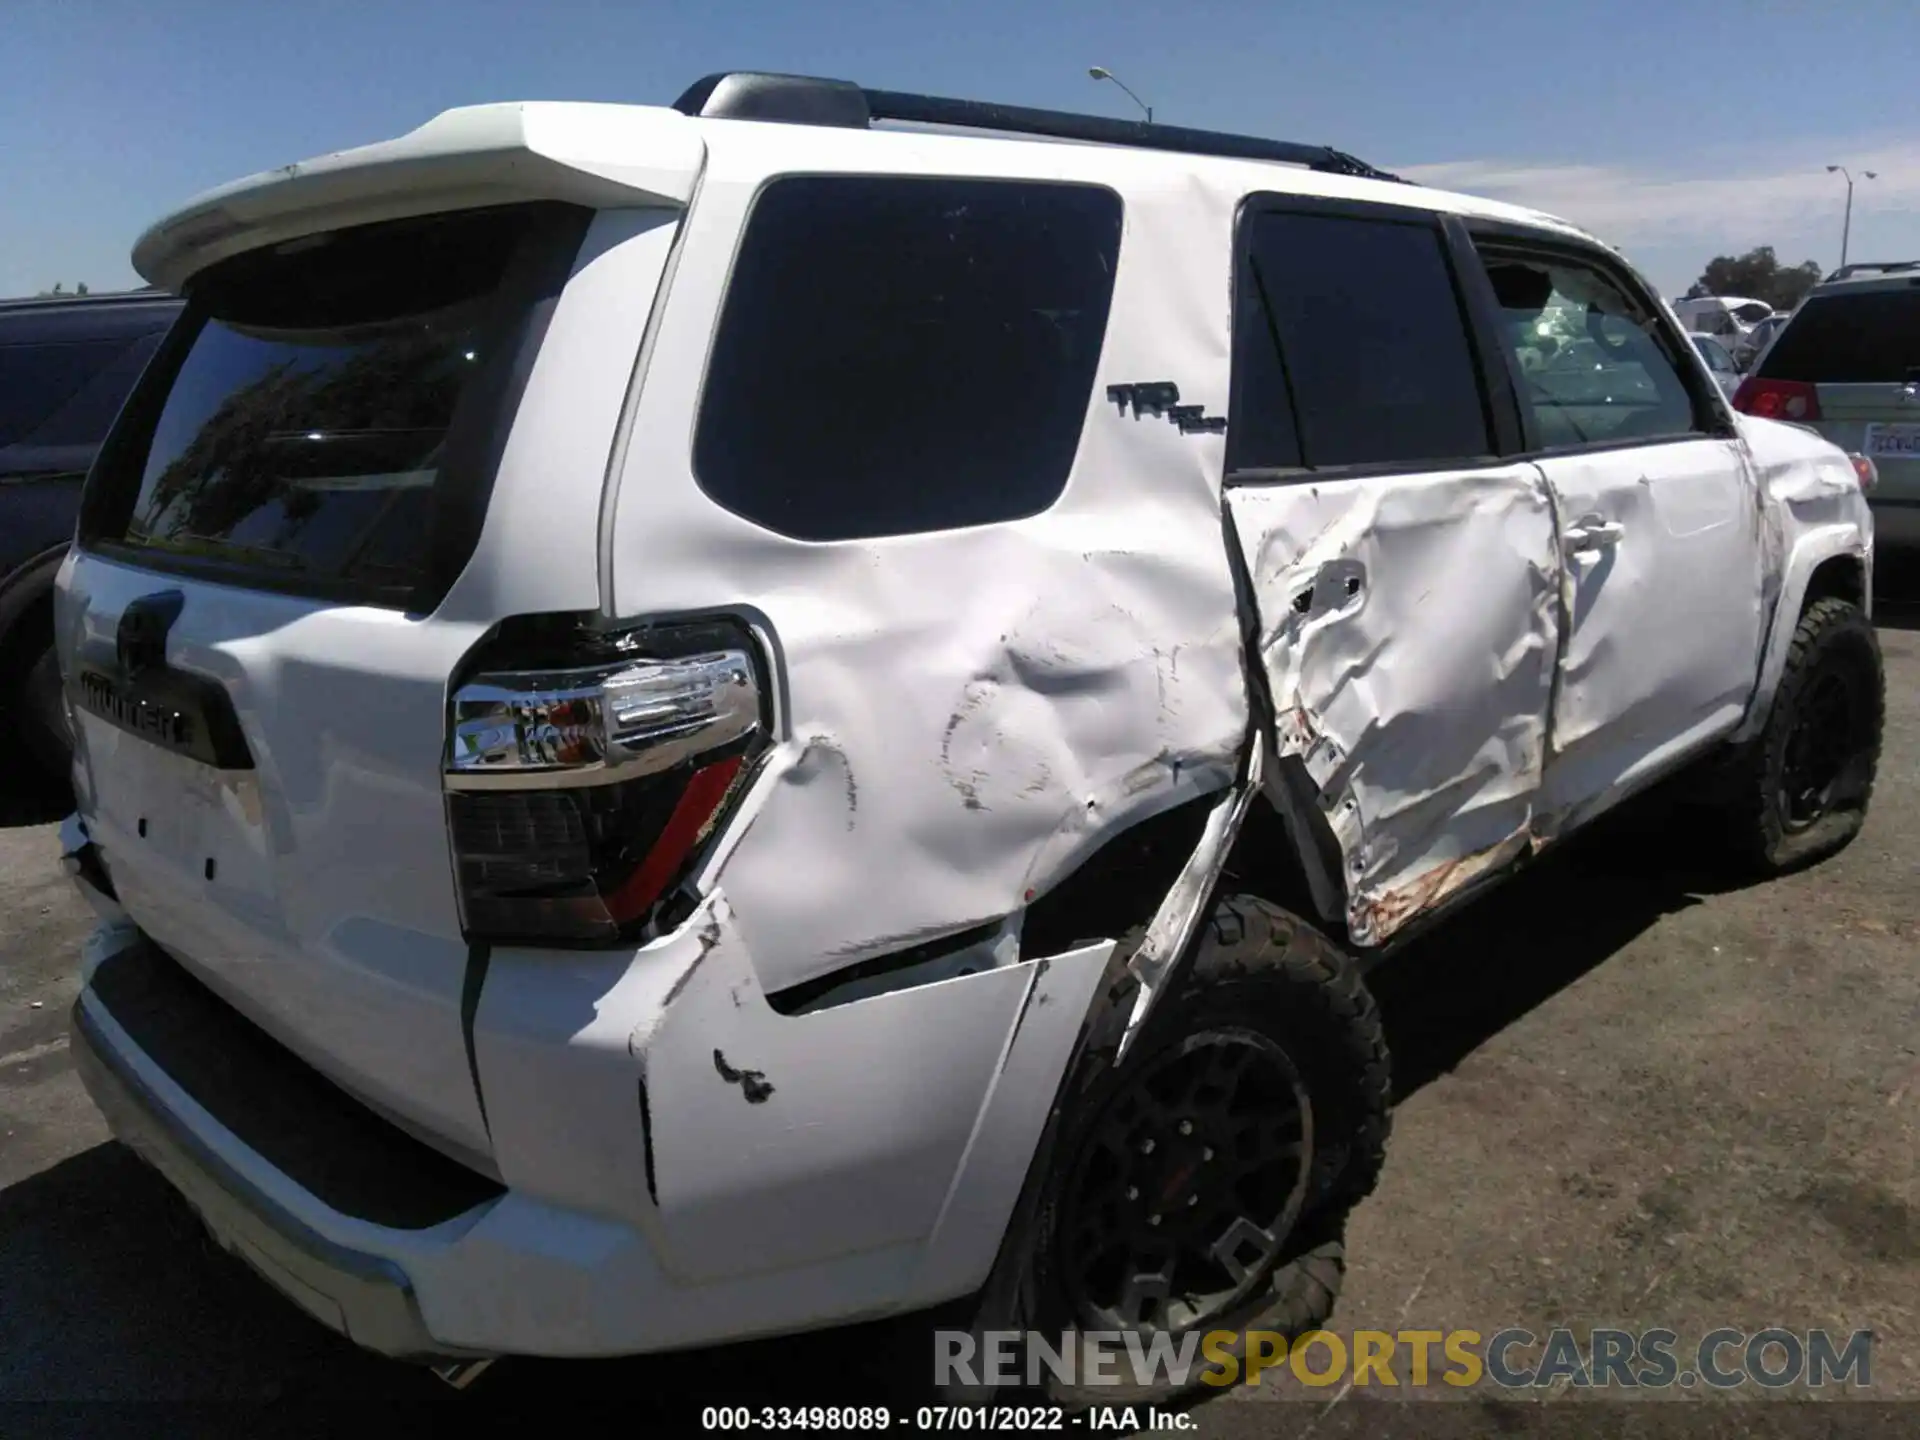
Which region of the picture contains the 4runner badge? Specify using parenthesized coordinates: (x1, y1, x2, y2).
(1107, 381, 1226, 435)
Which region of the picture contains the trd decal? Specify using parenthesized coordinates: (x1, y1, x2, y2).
(1106, 381, 1226, 435)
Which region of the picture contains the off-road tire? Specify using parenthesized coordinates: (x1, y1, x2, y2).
(1724, 596, 1882, 875)
(1006, 896, 1390, 1408)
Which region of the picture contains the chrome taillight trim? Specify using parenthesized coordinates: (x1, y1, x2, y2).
(445, 648, 760, 793)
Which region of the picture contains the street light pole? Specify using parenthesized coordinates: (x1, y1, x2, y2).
(1825, 165, 1879, 270)
(1087, 66, 1152, 124)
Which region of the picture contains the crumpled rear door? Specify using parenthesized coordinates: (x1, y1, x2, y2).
(1227, 466, 1562, 945)
(1217, 197, 1564, 946)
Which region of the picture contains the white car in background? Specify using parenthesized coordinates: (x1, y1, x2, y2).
(1689, 331, 1742, 399)
(1674, 293, 1775, 344)
(1733, 313, 1790, 371)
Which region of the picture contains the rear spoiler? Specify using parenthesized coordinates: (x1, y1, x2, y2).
(133, 103, 706, 293)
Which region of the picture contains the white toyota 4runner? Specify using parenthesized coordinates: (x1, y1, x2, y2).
(56, 73, 1881, 1401)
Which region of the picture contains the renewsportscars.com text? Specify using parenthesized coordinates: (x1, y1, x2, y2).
(934, 1326, 1874, 1391)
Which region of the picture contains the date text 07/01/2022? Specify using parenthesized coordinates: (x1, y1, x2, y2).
(699, 1405, 1192, 1431)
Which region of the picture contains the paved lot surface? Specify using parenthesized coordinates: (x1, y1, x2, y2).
(2, 576, 1916, 1433)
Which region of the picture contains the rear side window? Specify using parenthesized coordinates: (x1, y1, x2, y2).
(1759, 289, 1920, 382)
(1228, 210, 1492, 473)
(0, 338, 137, 448)
(694, 177, 1123, 542)
(87, 204, 589, 607)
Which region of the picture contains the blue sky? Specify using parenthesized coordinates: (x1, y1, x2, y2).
(6, 0, 1917, 299)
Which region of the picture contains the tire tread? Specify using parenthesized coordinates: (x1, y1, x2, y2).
(1724, 596, 1882, 874)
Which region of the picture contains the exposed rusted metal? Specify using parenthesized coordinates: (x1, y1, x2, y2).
(1349, 825, 1533, 944)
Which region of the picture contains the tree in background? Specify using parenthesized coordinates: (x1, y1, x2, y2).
(36, 282, 90, 296)
(1683, 247, 1822, 310)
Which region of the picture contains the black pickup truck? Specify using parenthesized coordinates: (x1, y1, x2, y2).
(1, 288, 183, 779)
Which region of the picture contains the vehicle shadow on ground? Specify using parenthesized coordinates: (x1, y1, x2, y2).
(1368, 797, 1744, 1102)
(0, 1143, 421, 1407)
(0, 764, 67, 829)
(0, 1140, 966, 1420)
(1875, 553, 1920, 632)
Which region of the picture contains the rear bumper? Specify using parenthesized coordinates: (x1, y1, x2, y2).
(70, 996, 460, 1360)
(64, 876, 1111, 1359)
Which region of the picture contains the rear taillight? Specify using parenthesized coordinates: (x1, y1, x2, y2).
(1848, 453, 1879, 493)
(444, 618, 768, 946)
(1732, 376, 1822, 421)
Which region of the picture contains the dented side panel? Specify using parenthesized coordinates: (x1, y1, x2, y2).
(456, 131, 1264, 1302)
(1732, 414, 1876, 744)
(644, 914, 1111, 1284)
(472, 890, 1112, 1297)
(1225, 466, 1562, 946)
(1530, 438, 1768, 835)
(643, 902, 1030, 1280)
(605, 130, 1251, 998)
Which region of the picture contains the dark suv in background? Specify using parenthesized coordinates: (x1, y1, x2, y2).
(0, 288, 182, 779)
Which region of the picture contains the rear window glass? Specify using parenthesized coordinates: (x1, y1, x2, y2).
(694, 177, 1123, 542)
(0, 338, 137, 448)
(1759, 289, 1920, 383)
(100, 205, 573, 604)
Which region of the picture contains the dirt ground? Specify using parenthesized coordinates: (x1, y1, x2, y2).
(2, 576, 1915, 1436)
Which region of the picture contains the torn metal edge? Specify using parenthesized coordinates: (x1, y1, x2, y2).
(1116, 741, 1263, 1065)
(1111, 499, 1274, 1064)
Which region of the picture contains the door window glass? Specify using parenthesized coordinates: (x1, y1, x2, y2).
(1228, 209, 1492, 473)
(1481, 252, 1701, 448)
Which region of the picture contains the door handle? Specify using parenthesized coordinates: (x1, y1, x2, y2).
(1563, 518, 1624, 552)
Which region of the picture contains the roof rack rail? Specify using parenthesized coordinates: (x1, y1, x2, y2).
(671, 71, 1408, 184)
(1824, 260, 1920, 282)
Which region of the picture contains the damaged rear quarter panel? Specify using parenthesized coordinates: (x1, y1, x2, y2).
(640, 904, 1112, 1284)
(604, 133, 1251, 996)
(1226, 465, 1562, 945)
(473, 892, 1113, 1291)
(476, 133, 1259, 1295)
